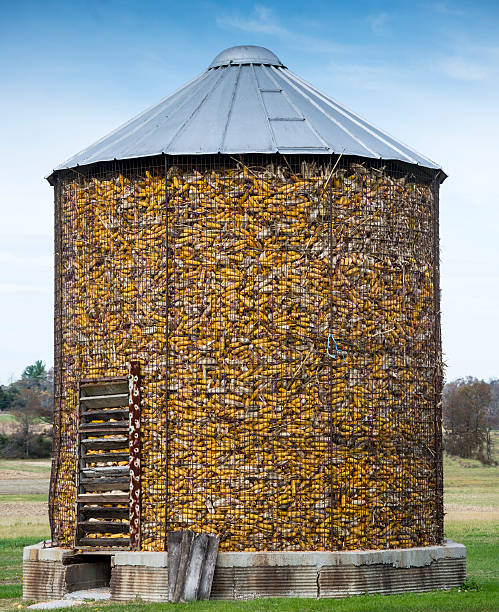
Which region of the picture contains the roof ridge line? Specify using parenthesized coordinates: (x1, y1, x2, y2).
(265, 66, 330, 151)
(220, 65, 243, 152)
(166, 67, 228, 152)
(287, 70, 426, 166)
(273, 67, 379, 159)
(53, 70, 209, 172)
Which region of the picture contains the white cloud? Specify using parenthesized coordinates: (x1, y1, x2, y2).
(438, 56, 492, 80)
(366, 12, 390, 35)
(216, 4, 289, 37)
(433, 2, 467, 17)
(216, 4, 353, 56)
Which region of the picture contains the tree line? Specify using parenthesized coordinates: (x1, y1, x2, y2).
(0, 360, 53, 458)
(443, 377, 498, 464)
(0, 362, 497, 463)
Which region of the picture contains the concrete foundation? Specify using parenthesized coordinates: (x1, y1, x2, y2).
(23, 544, 110, 601)
(24, 540, 466, 602)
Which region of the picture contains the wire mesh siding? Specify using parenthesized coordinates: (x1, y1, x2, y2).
(52, 162, 168, 549)
(50, 176, 63, 540)
(51, 154, 443, 552)
(432, 183, 444, 543)
(166, 156, 333, 551)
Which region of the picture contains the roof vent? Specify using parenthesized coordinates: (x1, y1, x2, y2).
(209, 45, 284, 68)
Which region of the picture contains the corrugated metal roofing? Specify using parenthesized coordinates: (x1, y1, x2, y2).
(51, 45, 442, 174)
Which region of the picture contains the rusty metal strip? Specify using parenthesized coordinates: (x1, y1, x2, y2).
(73, 380, 82, 548)
(128, 361, 141, 551)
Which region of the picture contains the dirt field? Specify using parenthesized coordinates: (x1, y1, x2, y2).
(0, 460, 50, 495)
(0, 501, 48, 523)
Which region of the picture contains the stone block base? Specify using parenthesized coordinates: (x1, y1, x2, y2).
(24, 540, 466, 602)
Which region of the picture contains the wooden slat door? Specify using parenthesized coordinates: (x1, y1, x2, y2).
(75, 377, 132, 549)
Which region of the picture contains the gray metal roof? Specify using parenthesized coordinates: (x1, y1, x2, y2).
(51, 45, 442, 174)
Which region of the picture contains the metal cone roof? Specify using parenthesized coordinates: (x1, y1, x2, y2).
(52, 45, 441, 173)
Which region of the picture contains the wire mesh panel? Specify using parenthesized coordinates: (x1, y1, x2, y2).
(326, 162, 441, 549)
(52, 162, 168, 550)
(51, 153, 443, 552)
(165, 155, 442, 551)
(166, 157, 333, 551)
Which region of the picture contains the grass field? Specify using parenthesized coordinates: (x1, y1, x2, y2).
(0, 414, 15, 424)
(0, 454, 497, 611)
(0, 459, 51, 475)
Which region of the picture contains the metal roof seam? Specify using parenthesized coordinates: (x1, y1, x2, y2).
(220, 64, 243, 152)
(286, 70, 427, 166)
(165, 67, 227, 153)
(264, 67, 331, 151)
(272, 67, 379, 158)
(250, 63, 278, 151)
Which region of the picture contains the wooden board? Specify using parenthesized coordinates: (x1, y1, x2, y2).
(80, 394, 129, 410)
(82, 466, 129, 478)
(198, 535, 220, 600)
(80, 381, 128, 397)
(79, 521, 130, 534)
(81, 408, 129, 421)
(76, 537, 130, 548)
(81, 438, 128, 450)
(80, 506, 129, 520)
(80, 478, 129, 492)
(78, 423, 128, 433)
(77, 494, 129, 503)
(82, 452, 129, 463)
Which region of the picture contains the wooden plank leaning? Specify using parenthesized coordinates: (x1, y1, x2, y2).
(167, 530, 219, 602)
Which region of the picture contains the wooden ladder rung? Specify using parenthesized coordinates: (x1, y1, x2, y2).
(76, 537, 130, 548)
(80, 506, 129, 519)
(77, 494, 129, 503)
(79, 423, 128, 434)
(82, 452, 129, 463)
(79, 521, 130, 534)
(81, 438, 128, 450)
(81, 408, 129, 420)
(80, 394, 129, 409)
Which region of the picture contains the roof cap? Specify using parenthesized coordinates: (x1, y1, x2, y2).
(209, 45, 284, 68)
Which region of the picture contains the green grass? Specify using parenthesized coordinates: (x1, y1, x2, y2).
(444, 453, 499, 512)
(0, 584, 21, 599)
(0, 454, 497, 610)
(0, 537, 45, 585)
(0, 414, 15, 424)
(0, 495, 47, 503)
(0, 459, 51, 474)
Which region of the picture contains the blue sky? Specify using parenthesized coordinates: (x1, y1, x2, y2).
(0, 0, 498, 383)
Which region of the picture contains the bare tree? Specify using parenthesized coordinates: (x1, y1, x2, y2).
(10, 382, 44, 458)
(443, 377, 493, 464)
